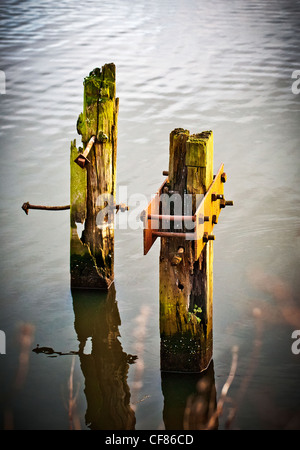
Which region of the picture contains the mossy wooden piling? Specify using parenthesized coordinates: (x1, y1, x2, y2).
(70, 63, 119, 289)
(159, 128, 214, 372)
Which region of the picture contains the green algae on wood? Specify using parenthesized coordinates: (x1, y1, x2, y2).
(70, 63, 119, 289)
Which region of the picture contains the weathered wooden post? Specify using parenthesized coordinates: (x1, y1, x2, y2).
(142, 128, 233, 372)
(159, 129, 213, 372)
(70, 63, 119, 289)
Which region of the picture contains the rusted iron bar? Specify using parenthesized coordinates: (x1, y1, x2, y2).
(21, 201, 128, 217)
(152, 231, 195, 238)
(74, 135, 96, 168)
(22, 202, 70, 215)
(148, 214, 196, 222)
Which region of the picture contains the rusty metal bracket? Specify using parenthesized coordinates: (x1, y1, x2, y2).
(141, 178, 169, 255)
(74, 135, 96, 168)
(141, 163, 233, 258)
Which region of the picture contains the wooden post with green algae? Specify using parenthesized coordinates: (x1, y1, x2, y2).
(70, 63, 119, 290)
(159, 128, 214, 372)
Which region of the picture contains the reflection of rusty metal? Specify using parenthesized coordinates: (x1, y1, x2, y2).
(142, 163, 233, 259)
(74, 135, 96, 168)
(22, 202, 70, 215)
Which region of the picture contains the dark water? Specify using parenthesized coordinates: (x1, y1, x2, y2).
(0, 0, 300, 430)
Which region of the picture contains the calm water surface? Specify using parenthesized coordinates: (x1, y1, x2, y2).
(0, 0, 300, 430)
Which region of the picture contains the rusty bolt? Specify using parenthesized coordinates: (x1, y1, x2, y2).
(115, 203, 129, 213)
(162, 170, 169, 176)
(203, 232, 215, 242)
(198, 215, 210, 224)
(171, 255, 183, 266)
(212, 214, 218, 224)
(171, 246, 185, 266)
(212, 193, 223, 201)
(220, 199, 234, 208)
(221, 172, 227, 183)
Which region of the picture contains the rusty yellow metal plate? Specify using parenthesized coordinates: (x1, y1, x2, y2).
(142, 163, 227, 258)
(194, 163, 224, 260)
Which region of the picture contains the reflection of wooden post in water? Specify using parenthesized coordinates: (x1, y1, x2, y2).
(161, 360, 217, 430)
(159, 129, 214, 372)
(70, 63, 119, 289)
(72, 286, 136, 430)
